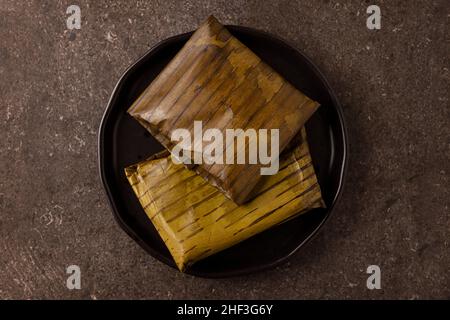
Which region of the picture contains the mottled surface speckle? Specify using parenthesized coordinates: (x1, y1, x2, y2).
(0, 0, 448, 299)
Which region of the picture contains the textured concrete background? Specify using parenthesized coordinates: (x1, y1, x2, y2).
(0, 0, 449, 299)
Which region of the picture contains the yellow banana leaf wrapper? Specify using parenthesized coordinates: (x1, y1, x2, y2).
(128, 15, 320, 205)
(125, 129, 325, 272)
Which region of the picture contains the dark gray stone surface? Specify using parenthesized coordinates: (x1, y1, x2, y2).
(0, 0, 448, 299)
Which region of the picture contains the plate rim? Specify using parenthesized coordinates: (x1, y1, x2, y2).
(98, 25, 349, 278)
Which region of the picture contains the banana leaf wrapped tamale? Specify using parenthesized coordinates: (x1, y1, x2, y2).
(128, 15, 320, 205)
(125, 129, 325, 272)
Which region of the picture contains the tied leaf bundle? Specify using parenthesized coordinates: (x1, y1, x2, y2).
(125, 129, 325, 271)
(128, 16, 320, 204)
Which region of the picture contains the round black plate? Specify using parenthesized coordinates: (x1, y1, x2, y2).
(98, 26, 348, 278)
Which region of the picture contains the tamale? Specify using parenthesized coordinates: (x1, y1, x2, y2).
(125, 129, 325, 272)
(128, 15, 320, 205)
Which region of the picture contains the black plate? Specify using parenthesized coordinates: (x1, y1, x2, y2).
(98, 26, 348, 278)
